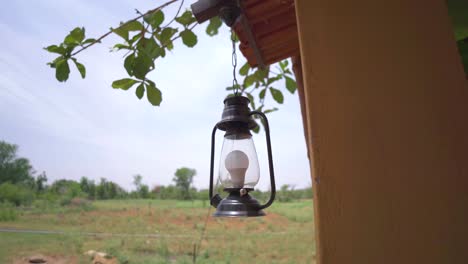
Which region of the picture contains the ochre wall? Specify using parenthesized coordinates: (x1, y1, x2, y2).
(294, 0, 468, 263)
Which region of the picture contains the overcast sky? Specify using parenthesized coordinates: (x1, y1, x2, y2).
(0, 0, 311, 191)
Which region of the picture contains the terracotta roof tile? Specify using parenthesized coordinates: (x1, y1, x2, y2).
(234, 0, 299, 67)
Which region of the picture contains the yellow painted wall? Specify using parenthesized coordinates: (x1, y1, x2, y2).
(294, 0, 468, 263)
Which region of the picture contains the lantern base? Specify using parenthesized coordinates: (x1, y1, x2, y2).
(213, 190, 265, 217)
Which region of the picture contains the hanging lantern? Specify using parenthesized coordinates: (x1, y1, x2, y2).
(209, 95, 276, 217)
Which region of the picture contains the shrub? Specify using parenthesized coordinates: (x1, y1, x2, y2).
(0, 202, 18, 221)
(31, 199, 60, 213)
(0, 182, 34, 206)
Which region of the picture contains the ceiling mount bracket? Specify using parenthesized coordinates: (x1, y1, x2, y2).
(191, 0, 266, 69)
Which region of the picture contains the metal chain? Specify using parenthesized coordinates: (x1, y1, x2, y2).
(231, 29, 239, 96)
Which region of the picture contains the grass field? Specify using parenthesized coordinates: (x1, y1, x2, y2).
(0, 199, 315, 264)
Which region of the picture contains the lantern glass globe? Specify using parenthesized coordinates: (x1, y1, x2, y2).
(218, 135, 260, 189)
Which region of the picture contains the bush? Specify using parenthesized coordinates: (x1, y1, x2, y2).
(31, 199, 60, 213)
(0, 202, 18, 221)
(0, 182, 34, 206)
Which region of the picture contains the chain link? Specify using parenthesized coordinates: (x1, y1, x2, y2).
(231, 29, 239, 96)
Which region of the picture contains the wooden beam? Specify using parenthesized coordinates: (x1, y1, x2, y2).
(295, 0, 468, 263)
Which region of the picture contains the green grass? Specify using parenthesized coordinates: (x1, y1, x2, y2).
(269, 199, 314, 223)
(0, 199, 316, 263)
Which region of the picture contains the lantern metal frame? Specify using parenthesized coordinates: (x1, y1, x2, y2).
(209, 96, 276, 217)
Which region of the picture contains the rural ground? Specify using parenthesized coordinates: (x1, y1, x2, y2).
(0, 199, 316, 263)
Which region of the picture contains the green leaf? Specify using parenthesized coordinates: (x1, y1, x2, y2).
(284, 68, 293, 75)
(243, 74, 256, 88)
(266, 75, 282, 86)
(138, 37, 161, 59)
(44, 45, 66, 55)
(239, 62, 250, 76)
(124, 53, 135, 76)
(165, 42, 173, 51)
(231, 32, 239, 43)
(128, 34, 142, 45)
(457, 39, 468, 75)
(146, 79, 156, 87)
(113, 27, 128, 40)
(254, 68, 269, 81)
(226, 84, 241, 91)
(133, 53, 154, 79)
(146, 82, 162, 106)
(55, 59, 70, 82)
(259, 89, 266, 99)
(246, 93, 256, 110)
(270, 87, 284, 104)
(112, 78, 139, 90)
(82, 38, 97, 45)
(447, 0, 468, 41)
(144, 10, 165, 29)
(180, 29, 197, 47)
(72, 59, 86, 78)
(264, 108, 278, 114)
(175, 11, 197, 26)
(159, 47, 167, 57)
(285, 76, 297, 94)
(123, 21, 144, 32)
(279, 60, 289, 70)
(206, 17, 222, 36)
(64, 27, 85, 45)
(160, 27, 178, 45)
(72, 27, 85, 43)
(252, 125, 260, 134)
(135, 83, 145, 99)
(113, 21, 143, 41)
(113, 43, 131, 50)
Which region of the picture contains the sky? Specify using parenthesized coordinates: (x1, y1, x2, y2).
(0, 0, 311, 191)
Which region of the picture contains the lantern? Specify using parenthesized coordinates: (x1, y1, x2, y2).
(209, 95, 276, 217)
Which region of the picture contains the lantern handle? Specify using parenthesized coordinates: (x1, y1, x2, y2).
(249, 111, 276, 210)
(209, 125, 222, 208)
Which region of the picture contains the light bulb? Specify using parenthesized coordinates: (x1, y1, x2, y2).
(225, 150, 249, 188)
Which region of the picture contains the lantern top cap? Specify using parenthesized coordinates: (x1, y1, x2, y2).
(217, 95, 257, 131)
(223, 95, 250, 105)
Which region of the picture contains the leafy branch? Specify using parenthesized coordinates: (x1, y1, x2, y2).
(70, 0, 178, 57)
(44, 0, 298, 129)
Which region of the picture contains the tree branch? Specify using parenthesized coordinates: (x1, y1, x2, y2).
(162, 0, 185, 28)
(71, 0, 178, 57)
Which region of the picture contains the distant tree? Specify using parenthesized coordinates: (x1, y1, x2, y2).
(80, 176, 97, 199)
(79, 176, 90, 192)
(133, 174, 149, 198)
(0, 140, 35, 185)
(95, 177, 126, 200)
(133, 174, 143, 190)
(35, 171, 48, 193)
(173, 167, 196, 200)
(139, 185, 150, 199)
(155, 185, 181, 200)
(50, 179, 82, 197)
(96, 178, 107, 199)
(278, 184, 293, 202)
